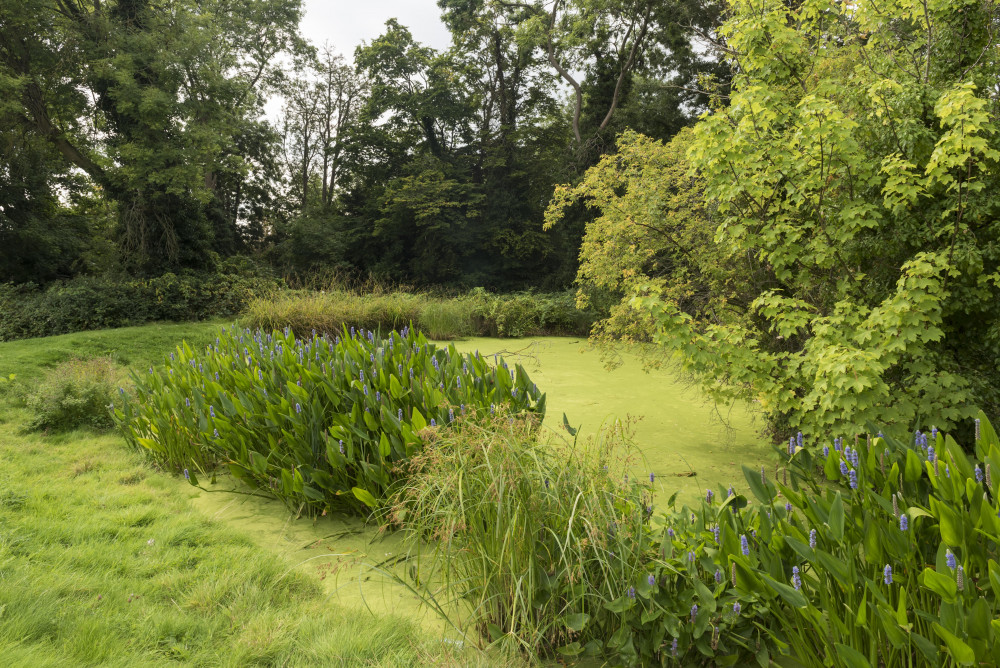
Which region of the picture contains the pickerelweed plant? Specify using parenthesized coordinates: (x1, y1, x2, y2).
(739, 414, 1000, 668)
(385, 413, 1000, 667)
(112, 324, 545, 514)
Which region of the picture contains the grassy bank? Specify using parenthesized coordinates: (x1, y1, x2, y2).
(0, 322, 509, 667)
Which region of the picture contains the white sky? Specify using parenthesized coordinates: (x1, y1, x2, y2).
(299, 0, 453, 60)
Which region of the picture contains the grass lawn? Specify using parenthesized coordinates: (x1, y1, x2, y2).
(0, 321, 507, 667)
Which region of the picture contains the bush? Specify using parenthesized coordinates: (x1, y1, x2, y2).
(25, 357, 126, 432)
(0, 268, 280, 341)
(113, 324, 545, 514)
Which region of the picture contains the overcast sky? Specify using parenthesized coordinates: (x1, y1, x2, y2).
(299, 0, 453, 60)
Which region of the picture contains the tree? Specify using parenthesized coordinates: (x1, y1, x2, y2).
(0, 0, 305, 273)
(618, 0, 1000, 438)
(501, 0, 727, 151)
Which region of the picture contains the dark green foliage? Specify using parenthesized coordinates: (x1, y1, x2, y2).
(113, 324, 545, 514)
(0, 269, 279, 342)
(24, 357, 125, 432)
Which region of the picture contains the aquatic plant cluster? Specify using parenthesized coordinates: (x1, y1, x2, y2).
(393, 413, 1000, 667)
(112, 324, 545, 513)
(602, 414, 1000, 666)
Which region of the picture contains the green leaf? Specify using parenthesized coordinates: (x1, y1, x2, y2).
(932, 623, 975, 665)
(833, 643, 872, 668)
(921, 567, 958, 603)
(828, 492, 845, 541)
(562, 613, 590, 632)
(905, 449, 924, 482)
(556, 642, 583, 657)
(742, 465, 773, 504)
(351, 487, 378, 509)
(763, 574, 808, 608)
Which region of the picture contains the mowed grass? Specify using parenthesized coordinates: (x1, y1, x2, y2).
(0, 321, 512, 667)
(0, 320, 223, 385)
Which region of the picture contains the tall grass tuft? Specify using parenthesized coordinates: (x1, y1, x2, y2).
(243, 287, 597, 341)
(24, 357, 127, 432)
(387, 414, 653, 659)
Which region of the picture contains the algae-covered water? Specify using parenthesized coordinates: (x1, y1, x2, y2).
(191, 337, 772, 637)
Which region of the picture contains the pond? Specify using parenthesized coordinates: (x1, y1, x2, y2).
(191, 336, 772, 638)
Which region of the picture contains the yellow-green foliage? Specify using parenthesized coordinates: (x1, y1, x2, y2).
(244, 288, 595, 341)
(550, 0, 1000, 439)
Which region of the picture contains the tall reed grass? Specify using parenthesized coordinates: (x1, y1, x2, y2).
(386, 414, 653, 659)
(244, 287, 595, 340)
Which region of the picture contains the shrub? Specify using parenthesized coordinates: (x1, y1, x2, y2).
(25, 357, 126, 432)
(389, 411, 1000, 667)
(0, 269, 280, 341)
(467, 289, 595, 338)
(113, 324, 545, 514)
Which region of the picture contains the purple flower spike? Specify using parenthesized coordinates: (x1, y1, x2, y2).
(671, 638, 678, 656)
(946, 550, 956, 570)
(690, 604, 698, 622)
(975, 465, 983, 483)
(785, 502, 792, 513)
(809, 529, 817, 549)
(741, 535, 749, 556)
(733, 601, 741, 615)
(650, 472, 655, 484)
(883, 564, 892, 585)
(648, 574, 656, 587)
(714, 569, 723, 583)
(899, 515, 908, 532)
(849, 469, 858, 490)
(627, 587, 635, 599)
(791, 566, 801, 590)
(840, 460, 849, 476)
(183, 469, 190, 481)
(706, 489, 714, 503)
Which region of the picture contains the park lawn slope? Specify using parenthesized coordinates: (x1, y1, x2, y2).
(0, 408, 497, 667)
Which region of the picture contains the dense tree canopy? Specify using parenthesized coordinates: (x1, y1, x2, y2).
(0, 0, 719, 287)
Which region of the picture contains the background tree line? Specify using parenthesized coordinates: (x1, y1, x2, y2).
(0, 0, 725, 289)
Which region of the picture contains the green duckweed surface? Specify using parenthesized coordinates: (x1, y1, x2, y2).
(191, 336, 772, 636)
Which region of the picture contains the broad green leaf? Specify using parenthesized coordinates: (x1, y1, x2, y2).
(921, 567, 958, 603)
(828, 492, 844, 541)
(833, 643, 872, 668)
(351, 487, 378, 509)
(932, 623, 975, 665)
(562, 613, 590, 632)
